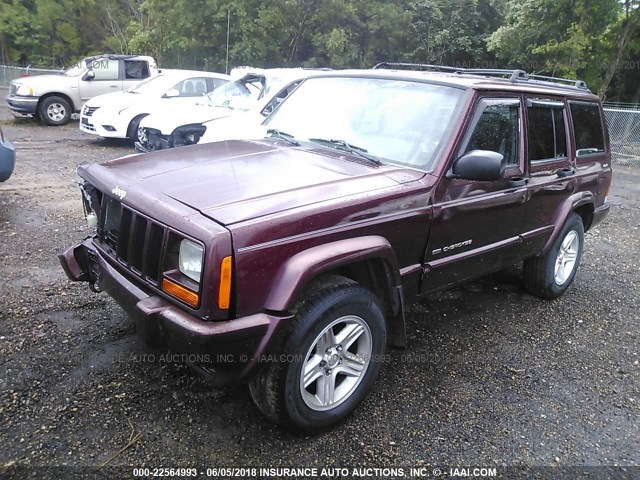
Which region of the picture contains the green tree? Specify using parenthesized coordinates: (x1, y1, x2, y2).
(409, 0, 500, 67)
(488, 0, 620, 93)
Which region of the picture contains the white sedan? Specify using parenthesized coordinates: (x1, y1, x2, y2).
(79, 69, 229, 144)
(135, 68, 325, 151)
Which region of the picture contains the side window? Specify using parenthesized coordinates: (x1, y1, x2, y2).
(124, 60, 150, 80)
(464, 99, 520, 166)
(172, 77, 210, 97)
(207, 78, 228, 94)
(569, 102, 605, 156)
(527, 102, 567, 162)
(261, 81, 301, 117)
(90, 59, 119, 81)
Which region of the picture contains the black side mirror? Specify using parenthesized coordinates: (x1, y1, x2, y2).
(83, 70, 95, 81)
(447, 150, 505, 181)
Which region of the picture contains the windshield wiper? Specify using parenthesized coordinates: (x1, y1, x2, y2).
(266, 129, 300, 146)
(308, 138, 382, 166)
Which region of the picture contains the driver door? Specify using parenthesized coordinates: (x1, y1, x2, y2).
(421, 96, 527, 293)
(79, 58, 122, 101)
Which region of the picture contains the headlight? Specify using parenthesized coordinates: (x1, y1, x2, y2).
(16, 85, 35, 96)
(179, 239, 204, 282)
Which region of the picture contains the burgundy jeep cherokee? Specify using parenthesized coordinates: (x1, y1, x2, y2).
(60, 66, 612, 429)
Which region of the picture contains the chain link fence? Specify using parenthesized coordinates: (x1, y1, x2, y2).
(604, 104, 640, 168)
(1, 64, 61, 88)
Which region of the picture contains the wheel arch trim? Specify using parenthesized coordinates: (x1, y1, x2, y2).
(541, 192, 593, 255)
(38, 92, 77, 113)
(264, 236, 402, 312)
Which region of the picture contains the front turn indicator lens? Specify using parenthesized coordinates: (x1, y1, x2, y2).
(162, 278, 199, 308)
(218, 256, 232, 309)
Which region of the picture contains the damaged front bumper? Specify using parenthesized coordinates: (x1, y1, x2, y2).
(134, 128, 171, 153)
(58, 238, 293, 383)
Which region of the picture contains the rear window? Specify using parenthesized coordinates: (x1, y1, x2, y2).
(570, 102, 605, 156)
(527, 105, 567, 162)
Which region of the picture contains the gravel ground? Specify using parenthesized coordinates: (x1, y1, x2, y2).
(0, 103, 638, 476)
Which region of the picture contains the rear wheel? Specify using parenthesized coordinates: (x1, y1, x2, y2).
(249, 276, 386, 430)
(39, 96, 71, 126)
(523, 213, 584, 299)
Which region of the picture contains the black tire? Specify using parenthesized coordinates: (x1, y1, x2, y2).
(127, 115, 148, 145)
(523, 213, 584, 299)
(249, 276, 386, 430)
(38, 96, 72, 126)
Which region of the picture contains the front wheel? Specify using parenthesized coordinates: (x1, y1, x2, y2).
(249, 276, 386, 430)
(39, 96, 72, 126)
(127, 115, 148, 145)
(523, 213, 584, 299)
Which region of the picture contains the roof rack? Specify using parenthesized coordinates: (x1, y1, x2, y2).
(373, 62, 460, 73)
(527, 73, 588, 90)
(372, 62, 590, 92)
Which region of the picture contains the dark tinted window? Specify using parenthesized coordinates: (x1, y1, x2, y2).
(124, 60, 150, 80)
(527, 106, 567, 161)
(466, 100, 520, 166)
(570, 102, 605, 156)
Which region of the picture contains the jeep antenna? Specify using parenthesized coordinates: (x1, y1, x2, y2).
(225, 11, 230, 74)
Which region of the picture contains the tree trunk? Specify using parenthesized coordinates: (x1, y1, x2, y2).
(598, 13, 640, 99)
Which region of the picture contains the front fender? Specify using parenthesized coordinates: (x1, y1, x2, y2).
(264, 236, 401, 312)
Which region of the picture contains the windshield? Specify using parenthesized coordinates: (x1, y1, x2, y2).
(63, 61, 85, 77)
(127, 74, 180, 95)
(205, 76, 263, 110)
(264, 76, 464, 171)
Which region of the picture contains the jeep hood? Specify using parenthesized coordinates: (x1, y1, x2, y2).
(87, 140, 422, 225)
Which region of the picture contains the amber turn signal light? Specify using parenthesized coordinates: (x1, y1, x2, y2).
(218, 256, 232, 309)
(162, 278, 199, 308)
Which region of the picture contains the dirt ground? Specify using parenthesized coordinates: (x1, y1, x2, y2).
(0, 102, 639, 476)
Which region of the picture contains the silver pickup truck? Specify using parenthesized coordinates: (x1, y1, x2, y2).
(6, 54, 159, 126)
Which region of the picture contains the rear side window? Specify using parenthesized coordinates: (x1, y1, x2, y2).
(173, 77, 210, 97)
(570, 102, 605, 156)
(124, 60, 150, 80)
(527, 103, 567, 162)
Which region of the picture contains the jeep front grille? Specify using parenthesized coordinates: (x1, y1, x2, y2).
(99, 196, 166, 284)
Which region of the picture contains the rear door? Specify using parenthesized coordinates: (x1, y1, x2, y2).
(569, 101, 611, 209)
(422, 95, 527, 292)
(521, 97, 575, 256)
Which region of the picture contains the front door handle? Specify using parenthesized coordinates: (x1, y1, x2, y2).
(557, 167, 575, 178)
(509, 177, 528, 187)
